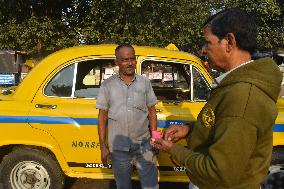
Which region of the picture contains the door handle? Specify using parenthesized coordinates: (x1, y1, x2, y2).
(156, 109, 162, 113)
(35, 104, 57, 109)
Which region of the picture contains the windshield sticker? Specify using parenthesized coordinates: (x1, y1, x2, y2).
(163, 73, 173, 81)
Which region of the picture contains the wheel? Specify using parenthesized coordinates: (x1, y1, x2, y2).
(262, 147, 284, 189)
(262, 165, 284, 189)
(0, 148, 64, 189)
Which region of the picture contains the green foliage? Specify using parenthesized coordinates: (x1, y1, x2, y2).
(209, 0, 284, 51)
(80, 0, 210, 52)
(0, 0, 282, 57)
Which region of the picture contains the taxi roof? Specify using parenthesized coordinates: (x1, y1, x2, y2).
(46, 44, 202, 63)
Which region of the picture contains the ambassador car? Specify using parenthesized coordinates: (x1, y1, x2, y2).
(0, 44, 283, 189)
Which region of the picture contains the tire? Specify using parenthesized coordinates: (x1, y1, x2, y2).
(0, 147, 64, 189)
(262, 147, 284, 189)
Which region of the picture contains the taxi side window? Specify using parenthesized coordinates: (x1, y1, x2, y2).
(44, 59, 116, 98)
(192, 66, 210, 101)
(74, 59, 116, 98)
(141, 60, 191, 101)
(44, 64, 75, 97)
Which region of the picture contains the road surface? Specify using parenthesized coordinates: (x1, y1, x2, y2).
(64, 178, 188, 189)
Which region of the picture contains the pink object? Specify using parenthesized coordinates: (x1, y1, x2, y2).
(152, 130, 162, 139)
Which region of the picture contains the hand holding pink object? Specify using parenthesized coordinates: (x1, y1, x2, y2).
(151, 130, 162, 139)
(164, 124, 190, 142)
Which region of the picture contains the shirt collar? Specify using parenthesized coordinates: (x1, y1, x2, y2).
(212, 60, 254, 89)
(117, 73, 137, 85)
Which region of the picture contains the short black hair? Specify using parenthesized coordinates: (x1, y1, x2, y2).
(203, 7, 257, 54)
(115, 44, 135, 57)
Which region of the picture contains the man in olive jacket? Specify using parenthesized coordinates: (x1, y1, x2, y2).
(151, 8, 282, 189)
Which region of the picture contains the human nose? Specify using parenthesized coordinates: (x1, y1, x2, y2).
(201, 46, 207, 55)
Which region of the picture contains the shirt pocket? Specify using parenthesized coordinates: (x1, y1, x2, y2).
(133, 91, 147, 113)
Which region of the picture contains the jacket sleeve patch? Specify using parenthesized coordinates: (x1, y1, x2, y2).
(201, 104, 215, 128)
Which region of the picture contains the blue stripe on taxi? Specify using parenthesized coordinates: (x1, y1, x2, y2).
(0, 116, 284, 131)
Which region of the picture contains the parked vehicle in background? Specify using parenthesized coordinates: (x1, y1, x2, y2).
(0, 50, 27, 87)
(0, 44, 283, 189)
(252, 50, 284, 66)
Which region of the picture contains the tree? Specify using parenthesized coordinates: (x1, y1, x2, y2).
(0, 0, 73, 56)
(78, 0, 211, 52)
(0, 0, 282, 58)
(208, 0, 284, 51)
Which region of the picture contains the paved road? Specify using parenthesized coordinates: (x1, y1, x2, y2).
(64, 178, 188, 189)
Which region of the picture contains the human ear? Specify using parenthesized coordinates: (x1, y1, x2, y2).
(225, 33, 236, 52)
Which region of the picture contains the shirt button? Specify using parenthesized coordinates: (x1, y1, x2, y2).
(128, 109, 131, 112)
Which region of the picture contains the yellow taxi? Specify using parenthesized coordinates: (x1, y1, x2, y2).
(0, 44, 283, 189)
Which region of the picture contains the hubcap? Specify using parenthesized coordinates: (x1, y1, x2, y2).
(10, 161, 50, 189)
(262, 165, 284, 189)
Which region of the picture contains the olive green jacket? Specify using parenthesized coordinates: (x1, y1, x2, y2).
(170, 58, 282, 189)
